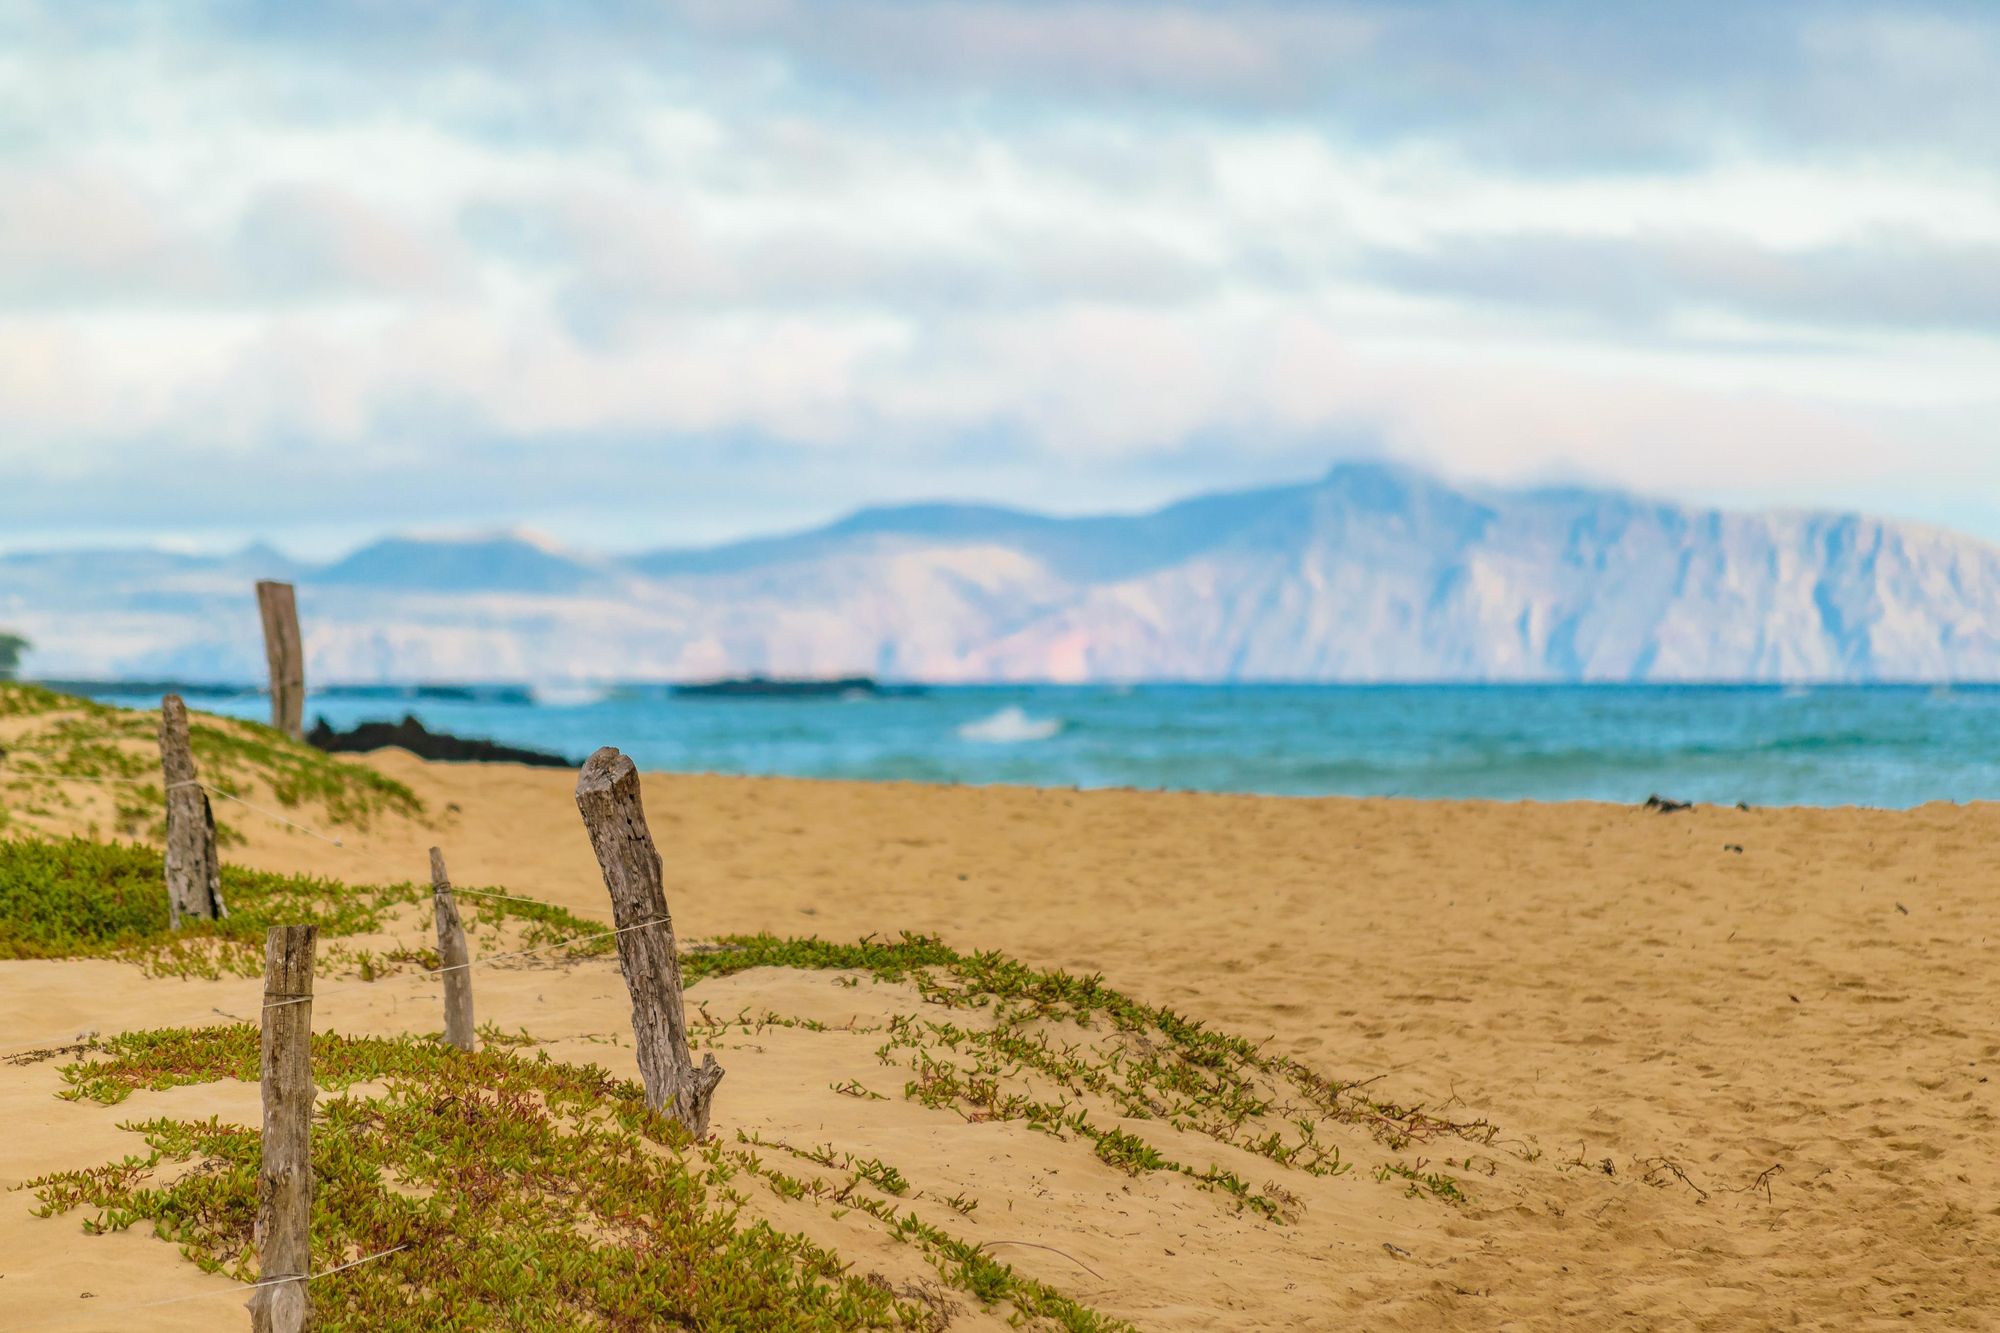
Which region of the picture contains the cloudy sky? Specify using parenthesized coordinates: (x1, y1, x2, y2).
(2, 0, 1997, 555)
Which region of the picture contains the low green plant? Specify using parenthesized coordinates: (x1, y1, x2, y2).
(5, 838, 1483, 1207)
(34, 1029, 935, 1330)
(0, 835, 601, 978)
(190, 717, 422, 826)
(1373, 1158, 1468, 1202)
(0, 683, 421, 830)
(681, 933, 1482, 1213)
(36, 1028, 1118, 1331)
(15, 832, 1490, 1324)
(735, 1131, 1124, 1332)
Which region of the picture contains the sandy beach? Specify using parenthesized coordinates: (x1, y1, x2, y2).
(5, 749, 1998, 1329)
(10, 2, 1994, 1324)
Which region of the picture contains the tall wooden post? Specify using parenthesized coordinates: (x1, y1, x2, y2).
(256, 580, 305, 742)
(249, 925, 315, 1333)
(159, 694, 225, 926)
(429, 847, 476, 1052)
(574, 746, 722, 1137)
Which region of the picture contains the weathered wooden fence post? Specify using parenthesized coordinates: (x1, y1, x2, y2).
(249, 924, 315, 1333)
(159, 694, 226, 926)
(429, 847, 476, 1052)
(574, 746, 722, 1136)
(255, 580, 305, 742)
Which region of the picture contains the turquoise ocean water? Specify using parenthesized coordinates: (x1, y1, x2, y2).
(75, 683, 2000, 809)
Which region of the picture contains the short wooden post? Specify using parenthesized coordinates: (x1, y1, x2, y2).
(574, 746, 722, 1136)
(256, 580, 305, 742)
(249, 925, 315, 1333)
(159, 694, 226, 926)
(429, 847, 476, 1052)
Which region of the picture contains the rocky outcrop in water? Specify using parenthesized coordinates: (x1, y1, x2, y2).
(307, 715, 573, 768)
(672, 676, 923, 698)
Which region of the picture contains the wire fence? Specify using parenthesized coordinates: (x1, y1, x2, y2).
(2, 771, 636, 1055)
(4, 765, 635, 1325)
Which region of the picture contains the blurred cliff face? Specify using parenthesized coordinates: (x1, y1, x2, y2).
(5, 464, 1998, 685)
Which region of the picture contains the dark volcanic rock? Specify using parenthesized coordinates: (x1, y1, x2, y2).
(307, 714, 574, 768)
(671, 675, 923, 698)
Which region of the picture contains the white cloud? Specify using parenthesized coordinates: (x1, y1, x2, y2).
(0, 0, 1996, 549)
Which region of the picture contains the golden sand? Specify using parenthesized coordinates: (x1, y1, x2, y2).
(4, 751, 1998, 1328)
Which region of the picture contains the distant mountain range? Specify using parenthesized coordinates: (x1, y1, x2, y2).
(7, 462, 2000, 683)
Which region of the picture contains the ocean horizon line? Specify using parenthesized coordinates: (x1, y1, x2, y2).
(27, 676, 2000, 697)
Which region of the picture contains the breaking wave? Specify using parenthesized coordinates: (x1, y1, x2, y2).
(529, 683, 610, 708)
(957, 706, 1064, 743)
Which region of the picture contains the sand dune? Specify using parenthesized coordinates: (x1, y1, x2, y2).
(5, 748, 1999, 1328)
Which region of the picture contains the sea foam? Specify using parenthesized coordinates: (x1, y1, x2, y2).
(957, 706, 1063, 743)
(529, 683, 609, 708)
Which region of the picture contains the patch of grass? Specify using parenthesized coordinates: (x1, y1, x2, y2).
(29, 924, 1494, 1323)
(831, 1078, 887, 1101)
(0, 835, 602, 979)
(0, 681, 77, 718)
(37, 1028, 1116, 1331)
(684, 933, 1486, 1214)
(1374, 1158, 1468, 1203)
(0, 683, 421, 831)
(190, 717, 422, 827)
(5, 832, 1484, 1208)
(1089, 1125, 1169, 1174)
(33, 1031, 924, 1330)
(736, 1131, 1125, 1332)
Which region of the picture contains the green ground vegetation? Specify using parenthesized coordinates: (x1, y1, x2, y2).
(6, 841, 1493, 1208)
(0, 682, 421, 837)
(30, 932, 1498, 1328)
(0, 835, 598, 979)
(681, 934, 1494, 1215)
(33, 1027, 1123, 1331)
(12, 809, 1503, 1324)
